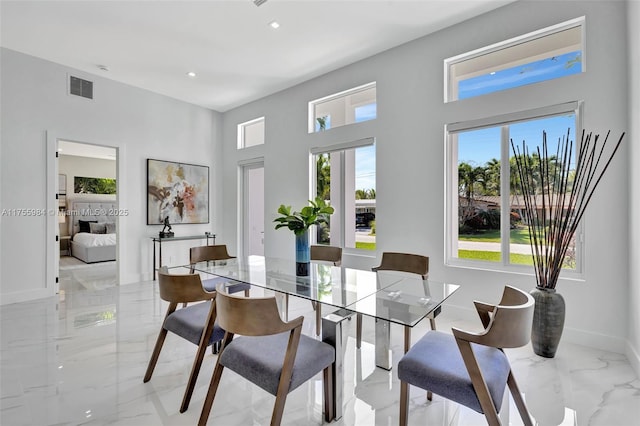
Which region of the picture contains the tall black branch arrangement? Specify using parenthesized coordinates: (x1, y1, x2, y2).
(511, 129, 624, 290)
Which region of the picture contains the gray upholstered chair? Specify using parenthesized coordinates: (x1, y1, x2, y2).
(198, 282, 336, 426)
(309, 245, 342, 335)
(398, 285, 534, 426)
(189, 245, 251, 296)
(358, 252, 430, 348)
(143, 267, 225, 413)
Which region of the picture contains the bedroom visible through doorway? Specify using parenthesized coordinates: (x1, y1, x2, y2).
(57, 140, 118, 293)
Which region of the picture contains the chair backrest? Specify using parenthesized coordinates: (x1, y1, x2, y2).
(214, 283, 303, 337)
(372, 252, 429, 278)
(157, 267, 214, 304)
(190, 245, 235, 264)
(310, 245, 342, 266)
(454, 285, 534, 349)
(190, 245, 235, 273)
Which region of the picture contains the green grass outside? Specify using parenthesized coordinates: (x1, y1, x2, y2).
(459, 228, 533, 244)
(458, 249, 534, 265)
(355, 242, 376, 251)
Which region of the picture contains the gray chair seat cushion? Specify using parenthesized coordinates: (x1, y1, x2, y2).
(163, 301, 225, 346)
(398, 331, 510, 414)
(202, 276, 251, 294)
(220, 332, 335, 396)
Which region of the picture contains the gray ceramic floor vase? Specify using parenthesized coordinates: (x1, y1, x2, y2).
(530, 287, 565, 358)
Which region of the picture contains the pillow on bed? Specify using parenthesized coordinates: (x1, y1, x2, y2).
(79, 220, 97, 233)
(89, 222, 107, 234)
(105, 222, 116, 234)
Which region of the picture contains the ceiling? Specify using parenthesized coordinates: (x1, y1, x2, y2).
(1, 0, 515, 112)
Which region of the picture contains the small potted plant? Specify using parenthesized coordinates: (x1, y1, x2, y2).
(274, 196, 334, 276)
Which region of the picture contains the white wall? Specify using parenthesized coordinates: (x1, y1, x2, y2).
(59, 155, 116, 195)
(221, 0, 634, 358)
(0, 48, 221, 304)
(626, 0, 640, 376)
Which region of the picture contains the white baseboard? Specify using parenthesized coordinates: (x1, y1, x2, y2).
(0, 288, 53, 305)
(625, 341, 640, 379)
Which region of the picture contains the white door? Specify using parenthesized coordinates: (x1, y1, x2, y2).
(242, 163, 264, 256)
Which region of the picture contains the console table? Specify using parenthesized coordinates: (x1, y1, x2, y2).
(151, 234, 216, 280)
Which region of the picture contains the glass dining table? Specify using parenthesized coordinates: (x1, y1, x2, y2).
(186, 255, 459, 421)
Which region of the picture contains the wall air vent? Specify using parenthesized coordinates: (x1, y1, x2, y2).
(69, 76, 93, 99)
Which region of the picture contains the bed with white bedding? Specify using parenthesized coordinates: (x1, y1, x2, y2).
(68, 197, 117, 263)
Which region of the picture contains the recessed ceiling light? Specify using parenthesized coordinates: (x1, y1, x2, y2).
(186, 71, 197, 78)
(97, 65, 109, 72)
(269, 21, 280, 29)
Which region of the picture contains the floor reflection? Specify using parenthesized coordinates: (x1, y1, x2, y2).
(1, 272, 638, 425)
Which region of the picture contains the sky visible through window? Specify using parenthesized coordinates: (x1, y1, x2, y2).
(458, 114, 576, 167)
(457, 50, 580, 165)
(355, 103, 377, 191)
(458, 51, 582, 100)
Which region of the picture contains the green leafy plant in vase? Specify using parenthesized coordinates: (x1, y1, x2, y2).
(274, 196, 334, 276)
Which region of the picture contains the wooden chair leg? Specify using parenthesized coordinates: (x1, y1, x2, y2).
(143, 328, 168, 382)
(400, 380, 409, 426)
(457, 339, 501, 426)
(180, 333, 215, 412)
(270, 387, 289, 426)
(198, 360, 225, 426)
(507, 371, 533, 426)
(356, 313, 362, 349)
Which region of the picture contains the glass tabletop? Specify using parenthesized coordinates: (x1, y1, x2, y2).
(189, 255, 404, 311)
(188, 255, 459, 327)
(348, 276, 460, 327)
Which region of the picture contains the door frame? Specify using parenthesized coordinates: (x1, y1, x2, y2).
(238, 158, 264, 258)
(46, 132, 122, 293)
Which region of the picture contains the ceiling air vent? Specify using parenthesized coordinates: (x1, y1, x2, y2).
(69, 76, 93, 99)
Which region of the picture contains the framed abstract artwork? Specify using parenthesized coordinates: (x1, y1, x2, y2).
(147, 159, 209, 225)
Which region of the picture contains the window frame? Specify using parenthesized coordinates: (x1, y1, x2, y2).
(311, 137, 376, 255)
(444, 16, 585, 102)
(237, 116, 265, 149)
(445, 101, 585, 277)
(308, 82, 377, 133)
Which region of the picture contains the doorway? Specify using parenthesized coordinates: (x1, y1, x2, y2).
(56, 140, 119, 294)
(240, 161, 264, 257)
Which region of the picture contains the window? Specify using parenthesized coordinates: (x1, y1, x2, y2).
(446, 102, 582, 272)
(237, 117, 265, 149)
(312, 138, 376, 251)
(445, 17, 584, 101)
(309, 82, 377, 133)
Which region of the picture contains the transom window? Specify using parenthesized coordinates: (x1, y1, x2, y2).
(446, 102, 582, 273)
(309, 82, 377, 133)
(445, 17, 584, 101)
(312, 138, 376, 251)
(237, 117, 265, 149)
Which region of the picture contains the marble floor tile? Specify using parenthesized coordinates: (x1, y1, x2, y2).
(1, 269, 638, 425)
